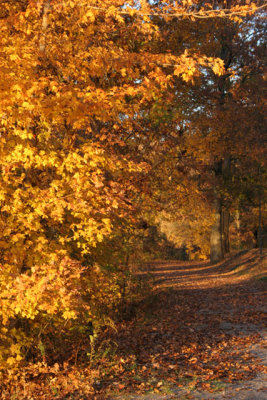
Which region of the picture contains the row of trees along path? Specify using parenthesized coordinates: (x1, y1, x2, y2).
(102, 250, 267, 400)
(0, 1, 266, 399)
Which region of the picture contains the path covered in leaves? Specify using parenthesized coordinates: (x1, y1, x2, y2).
(98, 250, 266, 399)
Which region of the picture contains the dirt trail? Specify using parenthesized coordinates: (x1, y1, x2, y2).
(102, 250, 266, 400)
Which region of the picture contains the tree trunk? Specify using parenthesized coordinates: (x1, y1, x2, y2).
(221, 208, 230, 255)
(221, 156, 231, 255)
(235, 210, 241, 250)
(210, 155, 231, 263)
(210, 197, 223, 263)
(258, 188, 263, 255)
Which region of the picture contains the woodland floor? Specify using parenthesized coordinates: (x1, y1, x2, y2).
(95, 249, 267, 400)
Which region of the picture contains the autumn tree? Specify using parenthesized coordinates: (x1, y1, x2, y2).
(142, 1, 267, 261)
(0, 0, 224, 368)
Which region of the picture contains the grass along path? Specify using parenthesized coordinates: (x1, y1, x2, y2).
(96, 249, 266, 399)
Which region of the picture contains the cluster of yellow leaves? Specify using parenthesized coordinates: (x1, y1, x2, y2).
(0, 257, 83, 324)
(0, 327, 26, 369)
(0, 255, 126, 369)
(173, 51, 225, 82)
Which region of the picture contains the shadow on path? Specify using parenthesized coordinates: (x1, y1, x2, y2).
(102, 250, 267, 399)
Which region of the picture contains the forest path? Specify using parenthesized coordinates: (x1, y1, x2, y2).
(103, 250, 267, 400)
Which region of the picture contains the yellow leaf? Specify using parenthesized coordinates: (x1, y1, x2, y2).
(7, 357, 16, 366)
(10, 54, 19, 62)
(22, 101, 34, 110)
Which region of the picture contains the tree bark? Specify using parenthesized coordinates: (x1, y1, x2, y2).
(221, 156, 231, 255)
(258, 188, 262, 255)
(235, 210, 241, 249)
(210, 155, 231, 263)
(210, 197, 223, 263)
(221, 208, 230, 255)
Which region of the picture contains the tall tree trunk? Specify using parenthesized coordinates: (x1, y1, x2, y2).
(221, 208, 230, 255)
(210, 197, 223, 263)
(235, 210, 241, 250)
(210, 28, 233, 263)
(210, 155, 231, 263)
(221, 156, 231, 255)
(258, 188, 262, 255)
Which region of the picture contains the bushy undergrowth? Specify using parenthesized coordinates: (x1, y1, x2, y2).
(0, 232, 155, 399)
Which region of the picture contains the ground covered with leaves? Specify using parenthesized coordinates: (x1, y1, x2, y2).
(2, 250, 266, 399)
(100, 249, 267, 399)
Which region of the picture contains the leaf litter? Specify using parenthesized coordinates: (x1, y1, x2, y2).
(95, 249, 266, 399)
